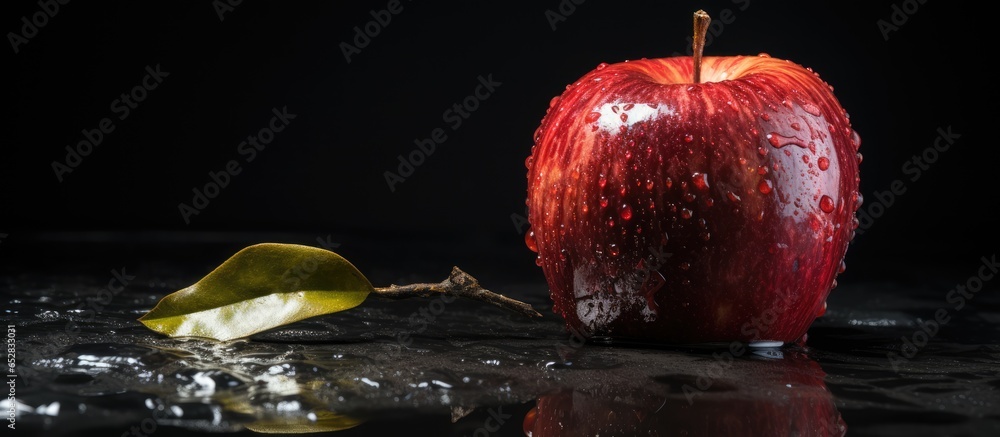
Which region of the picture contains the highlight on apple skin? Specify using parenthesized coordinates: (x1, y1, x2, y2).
(524, 53, 862, 345)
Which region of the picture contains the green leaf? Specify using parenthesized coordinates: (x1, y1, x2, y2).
(139, 243, 373, 341)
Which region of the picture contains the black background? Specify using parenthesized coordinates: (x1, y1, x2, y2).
(3, 0, 995, 285)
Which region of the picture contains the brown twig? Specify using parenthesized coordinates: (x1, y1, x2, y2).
(373, 266, 542, 318)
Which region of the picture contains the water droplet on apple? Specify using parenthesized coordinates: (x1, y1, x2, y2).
(683, 192, 696, 203)
(818, 157, 830, 171)
(525, 229, 538, 252)
(559, 249, 568, 261)
(691, 172, 709, 190)
(680, 208, 693, 219)
(758, 52, 771, 58)
(599, 196, 609, 208)
(790, 122, 801, 131)
(623, 103, 634, 111)
(684, 134, 694, 143)
(758, 180, 773, 195)
(611, 105, 620, 114)
(855, 192, 864, 209)
(851, 129, 862, 150)
(679, 262, 690, 270)
(620, 204, 633, 221)
(801, 102, 821, 116)
(839, 260, 847, 273)
(704, 198, 714, 207)
(767, 132, 807, 148)
(608, 244, 620, 256)
(598, 175, 607, 188)
(585, 112, 601, 123)
(856, 152, 863, 163)
(761, 113, 771, 121)
(549, 96, 560, 108)
(620, 113, 628, 123)
(726, 191, 742, 203)
(624, 150, 632, 160)
(535, 255, 543, 266)
(596, 62, 608, 70)
(757, 165, 768, 175)
(819, 195, 835, 213)
(524, 155, 533, 169)
(816, 301, 827, 317)
(607, 218, 615, 228)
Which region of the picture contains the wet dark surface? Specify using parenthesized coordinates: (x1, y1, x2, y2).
(2, 233, 999, 436)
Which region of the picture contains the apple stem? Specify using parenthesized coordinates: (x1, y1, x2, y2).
(373, 266, 543, 318)
(692, 10, 711, 84)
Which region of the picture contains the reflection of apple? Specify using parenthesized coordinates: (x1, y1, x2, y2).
(523, 352, 846, 436)
(524, 11, 860, 344)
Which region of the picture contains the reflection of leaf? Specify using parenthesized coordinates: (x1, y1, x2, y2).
(245, 409, 364, 434)
(139, 243, 373, 341)
(218, 380, 365, 434)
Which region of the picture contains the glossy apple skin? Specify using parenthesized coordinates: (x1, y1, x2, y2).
(525, 55, 861, 344)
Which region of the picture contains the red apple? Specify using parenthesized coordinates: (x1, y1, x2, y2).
(524, 12, 861, 345)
